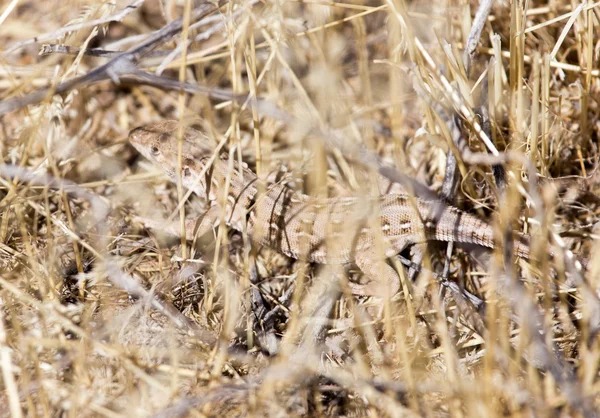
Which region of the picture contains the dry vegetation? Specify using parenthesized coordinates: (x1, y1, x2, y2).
(1, 0, 600, 416)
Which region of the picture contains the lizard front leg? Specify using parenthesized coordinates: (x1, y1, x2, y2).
(352, 237, 404, 297)
(135, 204, 221, 241)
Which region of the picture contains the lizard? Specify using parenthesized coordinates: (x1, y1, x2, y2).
(128, 120, 533, 297)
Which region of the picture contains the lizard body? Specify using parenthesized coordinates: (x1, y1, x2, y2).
(129, 120, 530, 295)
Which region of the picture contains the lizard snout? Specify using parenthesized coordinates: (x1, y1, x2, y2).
(128, 126, 147, 145)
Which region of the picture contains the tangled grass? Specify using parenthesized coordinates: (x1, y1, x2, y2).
(0, 0, 599, 416)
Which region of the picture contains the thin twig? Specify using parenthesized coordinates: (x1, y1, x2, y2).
(463, 0, 494, 75)
(0, 1, 226, 116)
(39, 44, 123, 58)
(155, 1, 257, 74)
(4, 0, 145, 55)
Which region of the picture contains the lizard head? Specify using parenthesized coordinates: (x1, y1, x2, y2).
(129, 120, 217, 196)
(129, 120, 213, 172)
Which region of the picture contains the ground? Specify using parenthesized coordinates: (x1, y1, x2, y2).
(0, 0, 599, 416)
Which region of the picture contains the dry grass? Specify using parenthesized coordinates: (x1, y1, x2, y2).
(1, 0, 600, 416)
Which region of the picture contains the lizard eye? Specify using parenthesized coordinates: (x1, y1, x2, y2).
(183, 166, 191, 177)
(150, 145, 160, 155)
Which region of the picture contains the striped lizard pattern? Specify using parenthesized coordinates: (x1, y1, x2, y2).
(129, 120, 531, 296)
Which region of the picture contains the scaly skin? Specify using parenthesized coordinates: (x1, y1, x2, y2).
(129, 120, 532, 296)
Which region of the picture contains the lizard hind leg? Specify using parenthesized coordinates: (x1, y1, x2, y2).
(407, 242, 427, 281)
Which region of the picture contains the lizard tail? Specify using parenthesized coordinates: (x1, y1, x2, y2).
(423, 202, 589, 268)
(425, 204, 531, 260)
